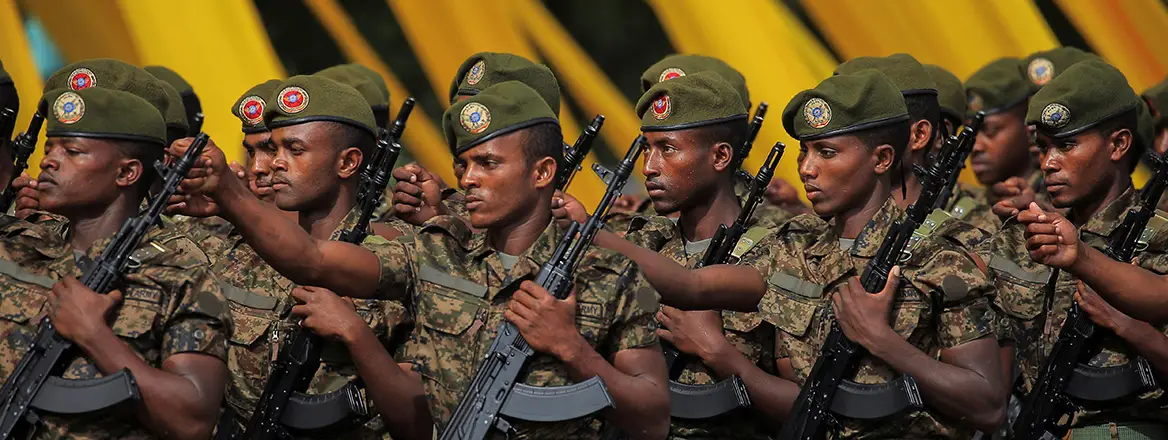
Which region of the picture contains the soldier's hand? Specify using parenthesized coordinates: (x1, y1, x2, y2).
(13, 172, 40, 219)
(833, 267, 900, 350)
(505, 280, 584, 360)
(551, 190, 589, 230)
(990, 176, 1034, 218)
(611, 194, 645, 214)
(656, 306, 729, 361)
(48, 277, 122, 344)
(1074, 280, 1136, 334)
(392, 163, 444, 226)
(290, 286, 366, 344)
(1020, 202, 1082, 269)
(766, 178, 811, 215)
(166, 137, 231, 217)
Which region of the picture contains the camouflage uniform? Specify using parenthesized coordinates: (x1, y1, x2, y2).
(986, 186, 1168, 428)
(753, 198, 997, 439)
(622, 214, 775, 440)
(0, 214, 231, 439)
(217, 207, 411, 439)
(940, 170, 1049, 234)
(370, 216, 659, 439)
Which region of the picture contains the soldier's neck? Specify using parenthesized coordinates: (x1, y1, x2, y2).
(299, 185, 356, 240)
(836, 184, 892, 239)
(66, 195, 140, 252)
(679, 181, 740, 242)
(891, 167, 923, 211)
(489, 203, 552, 256)
(1070, 174, 1131, 226)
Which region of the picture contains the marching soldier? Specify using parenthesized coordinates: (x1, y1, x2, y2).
(145, 65, 203, 135)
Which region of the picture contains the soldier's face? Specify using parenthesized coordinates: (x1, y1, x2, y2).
(1036, 129, 1126, 209)
(268, 122, 361, 212)
(455, 131, 554, 230)
(243, 132, 276, 202)
(37, 137, 141, 218)
(641, 130, 727, 214)
(970, 107, 1032, 185)
(798, 135, 891, 217)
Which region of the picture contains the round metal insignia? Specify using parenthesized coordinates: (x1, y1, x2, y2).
(68, 68, 97, 91)
(967, 92, 984, 113)
(803, 98, 831, 129)
(460, 102, 491, 134)
(1041, 103, 1070, 129)
(659, 68, 686, 83)
(1028, 58, 1054, 85)
(651, 94, 671, 120)
(239, 96, 266, 126)
(54, 92, 85, 124)
(277, 86, 309, 114)
(466, 60, 486, 86)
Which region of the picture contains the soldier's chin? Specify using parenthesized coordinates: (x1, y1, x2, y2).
(468, 211, 496, 229)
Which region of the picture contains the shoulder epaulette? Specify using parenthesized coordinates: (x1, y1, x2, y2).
(1138, 210, 1168, 251)
(731, 226, 772, 259)
(130, 241, 172, 267)
(906, 209, 954, 255)
(419, 214, 472, 245)
(950, 196, 978, 220)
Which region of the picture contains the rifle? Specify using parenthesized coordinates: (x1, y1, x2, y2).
(735, 102, 767, 183)
(1011, 153, 1167, 440)
(358, 98, 415, 206)
(663, 142, 784, 420)
(0, 133, 209, 440)
(439, 136, 647, 440)
(558, 115, 604, 191)
(933, 112, 986, 211)
(778, 118, 983, 440)
(189, 112, 205, 137)
(0, 111, 44, 212)
(240, 114, 408, 440)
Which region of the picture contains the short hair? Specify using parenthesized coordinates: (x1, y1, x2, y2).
(905, 94, 941, 147)
(853, 119, 912, 169)
(520, 122, 564, 167)
(114, 140, 164, 197)
(1095, 106, 1142, 174)
(691, 118, 750, 170)
(324, 121, 376, 163)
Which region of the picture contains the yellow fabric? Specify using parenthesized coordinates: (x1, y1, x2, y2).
(1056, 0, 1167, 92)
(0, 0, 44, 175)
(24, 0, 140, 65)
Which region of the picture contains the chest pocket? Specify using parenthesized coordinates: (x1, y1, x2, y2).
(0, 260, 53, 325)
(222, 282, 282, 347)
(988, 255, 1050, 320)
(416, 265, 486, 337)
(112, 286, 163, 338)
(765, 271, 824, 338)
(722, 310, 762, 333)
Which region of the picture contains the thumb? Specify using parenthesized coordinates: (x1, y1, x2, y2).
(107, 289, 125, 304)
(884, 266, 902, 294)
(564, 287, 578, 305)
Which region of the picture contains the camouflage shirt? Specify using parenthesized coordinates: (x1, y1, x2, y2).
(216, 207, 410, 439)
(941, 170, 1050, 234)
(986, 185, 1168, 427)
(753, 197, 997, 439)
(622, 215, 776, 440)
(0, 214, 231, 440)
(369, 217, 660, 439)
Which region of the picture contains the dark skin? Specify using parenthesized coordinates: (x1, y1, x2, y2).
(167, 128, 670, 439)
(37, 136, 226, 439)
(891, 117, 935, 211)
(970, 105, 1034, 187)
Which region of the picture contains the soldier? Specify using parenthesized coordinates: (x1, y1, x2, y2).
(985, 60, 1168, 435)
(613, 69, 1007, 436)
(145, 65, 202, 135)
(317, 63, 392, 131)
(554, 72, 779, 438)
(168, 80, 671, 439)
(0, 60, 18, 189)
(0, 86, 229, 439)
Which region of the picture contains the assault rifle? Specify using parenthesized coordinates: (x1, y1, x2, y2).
(0, 133, 209, 440)
(240, 107, 409, 440)
(0, 110, 44, 212)
(558, 115, 604, 190)
(735, 103, 768, 183)
(358, 98, 415, 205)
(663, 142, 784, 420)
(1011, 153, 1167, 440)
(778, 117, 982, 440)
(439, 136, 647, 440)
(933, 112, 986, 211)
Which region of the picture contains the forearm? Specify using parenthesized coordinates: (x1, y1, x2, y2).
(559, 339, 669, 440)
(703, 347, 800, 423)
(1071, 247, 1168, 323)
(217, 176, 327, 286)
(345, 327, 433, 440)
(595, 231, 763, 311)
(76, 329, 220, 439)
(868, 333, 1004, 432)
(1115, 321, 1168, 378)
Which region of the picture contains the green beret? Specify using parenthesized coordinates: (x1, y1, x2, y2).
(1027, 60, 1139, 138)
(1021, 47, 1101, 94)
(636, 72, 747, 132)
(45, 59, 188, 137)
(924, 64, 965, 123)
(44, 87, 166, 146)
(448, 52, 561, 115)
(263, 75, 377, 138)
(835, 53, 937, 96)
(143, 65, 194, 96)
(316, 64, 389, 110)
(965, 57, 1030, 116)
(1142, 77, 1168, 131)
(640, 54, 750, 110)
(0, 59, 11, 85)
(443, 81, 558, 156)
(232, 79, 281, 134)
(783, 69, 910, 141)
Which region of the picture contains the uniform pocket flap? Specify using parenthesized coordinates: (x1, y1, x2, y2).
(0, 259, 55, 289)
(722, 310, 763, 333)
(229, 308, 275, 346)
(418, 265, 488, 298)
(417, 291, 479, 335)
(112, 302, 160, 338)
(221, 282, 279, 310)
(768, 272, 824, 299)
(0, 285, 48, 324)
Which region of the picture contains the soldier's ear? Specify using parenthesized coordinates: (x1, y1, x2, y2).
(531, 156, 557, 190)
(711, 141, 734, 173)
(115, 157, 144, 189)
(1107, 127, 1133, 164)
(873, 143, 896, 175)
(337, 146, 362, 179)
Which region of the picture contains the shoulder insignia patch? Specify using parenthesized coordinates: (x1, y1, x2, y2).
(731, 226, 772, 259)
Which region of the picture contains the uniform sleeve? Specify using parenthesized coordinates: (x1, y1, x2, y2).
(744, 232, 786, 324)
(605, 264, 660, 352)
(911, 246, 997, 349)
(360, 235, 415, 301)
(161, 268, 232, 361)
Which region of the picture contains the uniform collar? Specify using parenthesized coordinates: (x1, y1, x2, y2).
(807, 196, 902, 258)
